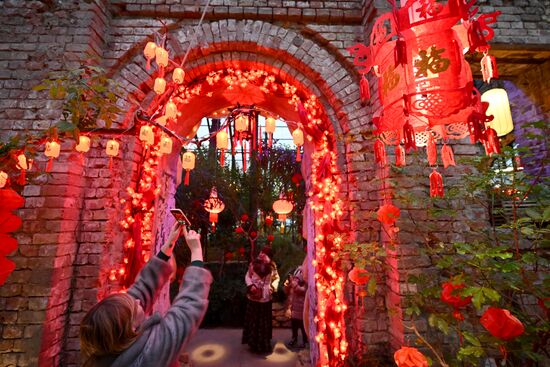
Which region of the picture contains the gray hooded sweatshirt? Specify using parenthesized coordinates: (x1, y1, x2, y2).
(83, 256, 212, 367)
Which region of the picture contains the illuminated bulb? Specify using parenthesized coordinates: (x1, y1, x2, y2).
(154, 77, 166, 94)
(155, 47, 168, 67)
(139, 125, 154, 145)
(172, 68, 185, 84)
(165, 101, 177, 119)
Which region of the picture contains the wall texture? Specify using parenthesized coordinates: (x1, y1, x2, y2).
(0, 0, 548, 366)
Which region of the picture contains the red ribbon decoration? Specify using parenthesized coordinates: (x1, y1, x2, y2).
(360, 75, 370, 103)
(374, 139, 387, 167)
(441, 144, 456, 168)
(481, 53, 498, 83)
(429, 169, 444, 198)
(184, 169, 190, 186)
(403, 122, 417, 152)
(484, 127, 501, 156)
(427, 133, 437, 166)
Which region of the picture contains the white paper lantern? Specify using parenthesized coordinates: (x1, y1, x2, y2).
(139, 125, 154, 145)
(159, 135, 173, 154)
(173, 68, 185, 84)
(481, 88, 514, 137)
(154, 77, 166, 95)
(75, 136, 91, 153)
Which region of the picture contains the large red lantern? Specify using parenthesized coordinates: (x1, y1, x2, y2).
(441, 281, 472, 320)
(480, 307, 525, 341)
(376, 203, 400, 225)
(0, 188, 25, 210)
(348, 267, 370, 286)
(394, 346, 429, 367)
(0, 234, 18, 256)
(0, 256, 16, 286)
(348, 0, 501, 196)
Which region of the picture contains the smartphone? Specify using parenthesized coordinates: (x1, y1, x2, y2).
(170, 208, 191, 227)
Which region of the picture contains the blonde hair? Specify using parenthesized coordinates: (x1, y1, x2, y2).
(80, 293, 139, 360)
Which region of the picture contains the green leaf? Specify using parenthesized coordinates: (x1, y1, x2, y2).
(482, 288, 500, 302)
(56, 120, 77, 133)
(462, 331, 481, 347)
(543, 206, 550, 222)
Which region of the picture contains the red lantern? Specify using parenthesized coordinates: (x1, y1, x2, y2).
(441, 281, 472, 309)
(265, 215, 273, 227)
(267, 234, 275, 242)
(241, 213, 249, 222)
(394, 346, 429, 367)
(249, 231, 257, 239)
(376, 204, 400, 225)
(348, 267, 369, 286)
(0, 256, 16, 286)
(235, 227, 244, 234)
(0, 234, 18, 256)
(0, 212, 22, 234)
(0, 189, 25, 210)
(480, 307, 525, 341)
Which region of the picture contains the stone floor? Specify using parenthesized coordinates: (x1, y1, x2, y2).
(182, 328, 311, 367)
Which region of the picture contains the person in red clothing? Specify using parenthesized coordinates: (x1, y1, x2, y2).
(80, 222, 212, 367)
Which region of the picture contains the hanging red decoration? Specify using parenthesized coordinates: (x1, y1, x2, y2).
(267, 234, 274, 242)
(0, 188, 25, 210)
(394, 346, 429, 367)
(429, 169, 444, 198)
(426, 133, 437, 166)
(265, 215, 273, 227)
(441, 281, 472, 320)
(348, 267, 370, 286)
(395, 145, 406, 167)
(481, 53, 498, 83)
(480, 307, 525, 341)
(359, 75, 370, 103)
(0, 234, 18, 256)
(0, 256, 16, 286)
(376, 204, 401, 225)
(374, 138, 387, 167)
(441, 144, 456, 168)
(484, 127, 501, 156)
(348, 0, 501, 194)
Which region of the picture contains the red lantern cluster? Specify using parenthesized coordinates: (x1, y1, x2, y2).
(348, 0, 502, 198)
(480, 307, 525, 341)
(0, 188, 24, 285)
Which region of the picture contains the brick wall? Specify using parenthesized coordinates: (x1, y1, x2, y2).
(0, 0, 548, 366)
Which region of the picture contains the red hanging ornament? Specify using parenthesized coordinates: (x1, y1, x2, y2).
(267, 234, 274, 242)
(265, 215, 273, 227)
(360, 75, 370, 103)
(0, 211, 23, 234)
(0, 188, 25, 210)
(374, 139, 387, 167)
(184, 170, 190, 186)
(394, 346, 429, 367)
(441, 281, 472, 320)
(426, 133, 437, 166)
(481, 53, 498, 83)
(0, 234, 18, 256)
(235, 227, 244, 234)
(348, 267, 370, 286)
(429, 169, 444, 198)
(0, 256, 16, 286)
(484, 127, 501, 156)
(480, 307, 525, 341)
(403, 122, 416, 152)
(376, 203, 400, 225)
(441, 144, 456, 168)
(395, 144, 406, 167)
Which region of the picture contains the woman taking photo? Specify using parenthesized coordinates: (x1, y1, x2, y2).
(80, 222, 212, 367)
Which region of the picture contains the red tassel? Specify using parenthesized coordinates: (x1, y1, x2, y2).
(441, 144, 456, 168)
(243, 143, 247, 173)
(109, 157, 113, 170)
(220, 149, 225, 166)
(481, 53, 498, 83)
(430, 169, 444, 198)
(360, 76, 370, 103)
(46, 158, 53, 172)
(395, 145, 406, 167)
(374, 139, 387, 167)
(296, 146, 302, 162)
(258, 126, 262, 154)
(403, 122, 417, 152)
(485, 128, 501, 156)
(184, 170, 190, 186)
(427, 133, 437, 166)
(18, 169, 26, 186)
(268, 134, 273, 148)
(159, 65, 164, 78)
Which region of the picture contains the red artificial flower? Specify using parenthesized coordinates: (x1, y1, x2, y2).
(241, 213, 249, 222)
(480, 307, 525, 341)
(235, 227, 244, 234)
(376, 204, 400, 225)
(291, 172, 303, 186)
(394, 346, 428, 367)
(348, 267, 370, 285)
(441, 281, 472, 309)
(267, 234, 275, 242)
(265, 216, 273, 227)
(249, 231, 257, 239)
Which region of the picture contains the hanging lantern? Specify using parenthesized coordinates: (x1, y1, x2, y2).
(394, 347, 429, 367)
(165, 101, 177, 120)
(348, 267, 370, 286)
(292, 127, 304, 162)
(235, 114, 248, 132)
(154, 77, 166, 95)
(181, 151, 195, 186)
(441, 144, 456, 168)
(139, 125, 154, 146)
(374, 138, 387, 167)
(273, 193, 293, 233)
(0, 257, 16, 286)
(155, 115, 168, 126)
(376, 203, 400, 225)
(0, 171, 8, 189)
(441, 281, 472, 321)
(159, 135, 173, 154)
(155, 47, 168, 68)
(481, 88, 514, 136)
(395, 145, 406, 167)
(480, 307, 525, 341)
(265, 116, 276, 147)
(204, 187, 225, 231)
(44, 140, 60, 172)
(0, 188, 25, 210)
(75, 135, 91, 153)
(143, 41, 157, 70)
(106, 139, 119, 169)
(216, 130, 228, 166)
(172, 67, 185, 84)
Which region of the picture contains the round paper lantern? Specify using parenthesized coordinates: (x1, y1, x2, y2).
(481, 88, 514, 136)
(265, 116, 276, 147)
(273, 194, 293, 221)
(155, 47, 169, 68)
(139, 125, 154, 145)
(45, 141, 60, 159)
(0, 171, 8, 189)
(480, 307, 525, 341)
(394, 346, 429, 367)
(0, 234, 17, 256)
(0, 211, 23, 233)
(154, 77, 166, 95)
(0, 189, 25, 210)
(216, 130, 228, 166)
(0, 256, 16, 286)
(348, 267, 370, 286)
(172, 68, 185, 84)
(159, 135, 173, 154)
(235, 114, 248, 132)
(441, 281, 472, 309)
(143, 41, 157, 70)
(165, 101, 177, 120)
(376, 204, 400, 225)
(292, 128, 304, 162)
(75, 135, 91, 153)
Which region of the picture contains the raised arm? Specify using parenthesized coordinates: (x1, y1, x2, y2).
(127, 222, 183, 313)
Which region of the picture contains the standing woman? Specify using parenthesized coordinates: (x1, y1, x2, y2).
(242, 246, 280, 354)
(80, 222, 212, 367)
